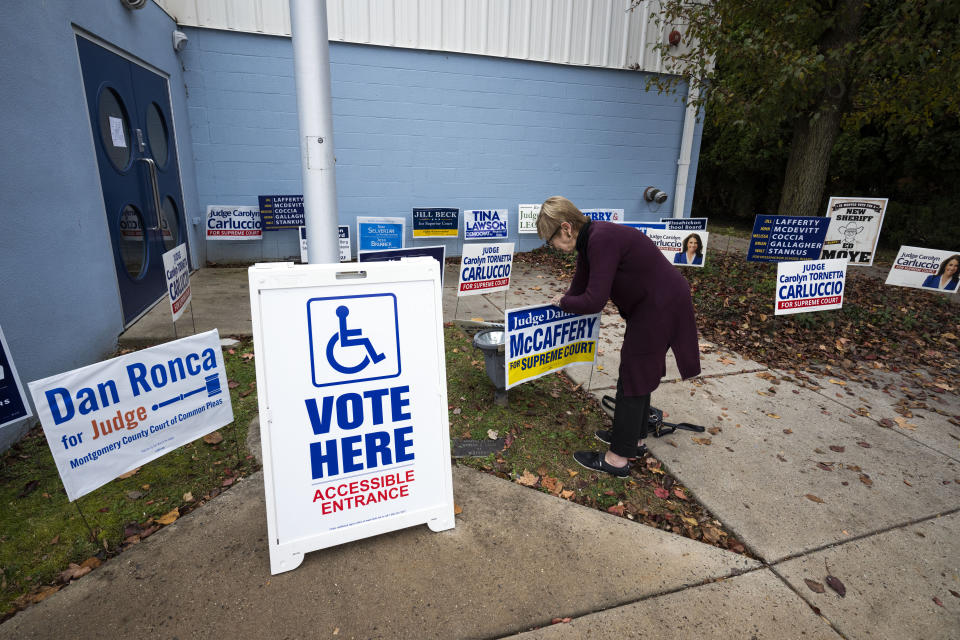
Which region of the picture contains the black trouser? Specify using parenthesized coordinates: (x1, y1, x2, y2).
(609, 378, 651, 458)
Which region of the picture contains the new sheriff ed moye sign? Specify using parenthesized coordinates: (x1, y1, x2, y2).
(248, 259, 455, 574)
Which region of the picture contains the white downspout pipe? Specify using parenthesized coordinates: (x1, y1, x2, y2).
(290, 0, 339, 263)
(672, 83, 699, 218)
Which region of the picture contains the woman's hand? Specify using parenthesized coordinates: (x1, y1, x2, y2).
(550, 294, 564, 307)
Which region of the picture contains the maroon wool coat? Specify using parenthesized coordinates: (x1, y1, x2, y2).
(559, 221, 701, 396)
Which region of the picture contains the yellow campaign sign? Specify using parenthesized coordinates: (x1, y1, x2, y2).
(504, 304, 601, 389)
(412, 229, 458, 237)
(507, 341, 596, 386)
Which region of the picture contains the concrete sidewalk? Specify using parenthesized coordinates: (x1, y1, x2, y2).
(11, 251, 960, 639)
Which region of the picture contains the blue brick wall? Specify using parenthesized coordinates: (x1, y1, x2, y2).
(181, 28, 700, 261)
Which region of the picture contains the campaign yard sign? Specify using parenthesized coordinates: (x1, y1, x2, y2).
(661, 217, 709, 231)
(206, 205, 262, 240)
(820, 197, 888, 266)
(747, 215, 830, 262)
(457, 243, 514, 296)
(464, 210, 508, 239)
(885, 247, 959, 294)
(412, 208, 459, 238)
(248, 259, 455, 574)
(258, 195, 305, 230)
(775, 258, 848, 315)
(27, 330, 233, 501)
(505, 305, 600, 389)
(582, 209, 624, 223)
(357, 217, 405, 251)
(359, 246, 447, 287)
(518, 204, 541, 234)
(0, 324, 31, 429)
(162, 244, 191, 322)
(642, 228, 710, 267)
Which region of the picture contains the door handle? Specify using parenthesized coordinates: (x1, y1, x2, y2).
(137, 157, 162, 232)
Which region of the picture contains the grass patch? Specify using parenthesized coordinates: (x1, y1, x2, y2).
(0, 339, 261, 620)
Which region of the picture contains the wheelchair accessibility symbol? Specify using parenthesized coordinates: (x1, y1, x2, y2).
(307, 294, 401, 387)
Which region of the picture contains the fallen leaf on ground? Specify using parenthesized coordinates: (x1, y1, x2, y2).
(826, 575, 846, 597)
(183, 492, 194, 502)
(203, 431, 224, 445)
(857, 441, 871, 448)
(487, 429, 499, 439)
(566, 469, 579, 478)
(559, 489, 574, 499)
(829, 445, 845, 453)
(767, 413, 781, 419)
(221, 477, 235, 487)
(805, 579, 826, 593)
(673, 488, 688, 500)
(551, 618, 572, 624)
(156, 508, 180, 526)
(240, 353, 254, 360)
(542, 476, 562, 494)
(59, 563, 91, 582)
(707, 427, 722, 435)
(227, 380, 239, 389)
(829, 379, 847, 386)
(50, 535, 60, 545)
(692, 437, 712, 445)
(454, 503, 463, 515)
(17, 480, 39, 498)
(117, 467, 140, 479)
(80, 557, 101, 570)
(933, 596, 943, 607)
(607, 504, 625, 516)
(516, 470, 539, 487)
(817, 463, 833, 472)
(859, 474, 873, 487)
(783, 428, 793, 434)
(805, 494, 825, 504)
(654, 487, 670, 499)
(126, 490, 143, 500)
(894, 417, 917, 431)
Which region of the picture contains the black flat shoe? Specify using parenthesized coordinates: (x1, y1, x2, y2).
(573, 451, 632, 478)
(594, 430, 648, 458)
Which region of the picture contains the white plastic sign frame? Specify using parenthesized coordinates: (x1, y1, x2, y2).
(248, 259, 455, 575)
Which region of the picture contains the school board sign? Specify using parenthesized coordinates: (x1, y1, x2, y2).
(0, 324, 31, 430)
(248, 259, 455, 574)
(298, 226, 352, 263)
(748, 215, 830, 262)
(27, 330, 233, 501)
(457, 243, 514, 296)
(661, 217, 708, 231)
(258, 195, 305, 230)
(464, 210, 508, 239)
(162, 244, 191, 322)
(885, 247, 959, 294)
(775, 258, 848, 315)
(206, 205, 262, 240)
(357, 217, 405, 251)
(518, 204, 541, 234)
(505, 304, 600, 389)
(412, 208, 459, 237)
(820, 197, 888, 266)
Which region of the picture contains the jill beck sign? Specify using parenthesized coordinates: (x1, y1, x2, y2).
(457, 243, 514, 295)
(412, 208, 458, 237)
(775, 258, 848, 315)
(162, 244, 191, 322)
(505, 304, 600, 389)
(206, 205, 262, 240)
(248, 261, 455, 574)
(27, 331, 233, 501)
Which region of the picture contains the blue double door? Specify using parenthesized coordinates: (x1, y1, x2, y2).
(77, 36, 188, 325)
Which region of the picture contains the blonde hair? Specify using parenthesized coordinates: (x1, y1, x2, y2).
(536, 196, 590, 241)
